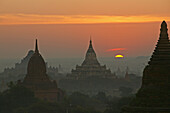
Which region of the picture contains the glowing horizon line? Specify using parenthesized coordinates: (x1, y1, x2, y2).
(0, 14, 170, 25)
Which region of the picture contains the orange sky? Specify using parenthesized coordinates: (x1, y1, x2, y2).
(0, 0, 170, 25)
(0, 0, 170, 58)
(0, 0, 170, 16)
(0, 22, 170, 58)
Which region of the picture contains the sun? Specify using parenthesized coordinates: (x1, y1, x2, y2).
(115, 54, 124, 59)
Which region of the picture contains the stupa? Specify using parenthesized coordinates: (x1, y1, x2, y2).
(67, 39, 115, 79)
(20, 39, 64, 102)
(122, 21, 170, 113)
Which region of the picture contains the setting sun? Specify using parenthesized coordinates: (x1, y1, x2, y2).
(115, 54, 124, 58)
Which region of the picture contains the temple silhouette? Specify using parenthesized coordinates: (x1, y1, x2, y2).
(0, 50, 61, 84)
(19, 39, 64, 102)
(122, 21, 170, 113)
(67, 39, 116, 79)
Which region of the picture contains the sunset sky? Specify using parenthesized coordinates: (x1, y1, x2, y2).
(0, 0, 170, 58)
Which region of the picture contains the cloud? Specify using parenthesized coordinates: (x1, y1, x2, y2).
(107, 48, 127, 52)
(0, 14, 170, 25)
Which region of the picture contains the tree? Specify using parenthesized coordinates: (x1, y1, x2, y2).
(104, 96, 134, 113)
(0, 83, 37, 113)
(94, 92, 107, 102)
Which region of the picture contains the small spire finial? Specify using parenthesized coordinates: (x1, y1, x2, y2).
(88, 36, 93, 49)
(35, 39, 39, 53)
(90, 35, 92, 44)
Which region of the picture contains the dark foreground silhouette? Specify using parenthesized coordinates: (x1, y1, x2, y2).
(0, 83, 132, 113)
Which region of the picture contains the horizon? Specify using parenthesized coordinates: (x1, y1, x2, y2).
(0, 55, 149, 75)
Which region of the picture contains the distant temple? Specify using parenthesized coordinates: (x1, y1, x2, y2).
(122, 21, 170, 112)
(116, 67, 124, 78)
(19, 39, 64, 102)
(67, 39, 116, 79)
(0, 49, 60, 84)
(15, 50, 34, 74)
(0, 50, 34, 82)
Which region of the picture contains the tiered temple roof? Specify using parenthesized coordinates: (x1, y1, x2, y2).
(20, 39, 63, 102)
(122, 21, 170, 113)
(67, 39, 116, 79)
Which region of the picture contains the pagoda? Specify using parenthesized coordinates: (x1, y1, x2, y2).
(20, 39, 64, 102)
(122, 21, 170, 113)
(67, 39, 116, 79)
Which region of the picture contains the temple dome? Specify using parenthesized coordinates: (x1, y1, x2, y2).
(27, 39, 46, 75)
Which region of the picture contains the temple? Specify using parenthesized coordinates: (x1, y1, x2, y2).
(122, 21, 170, 113)
(20, 39, 64, 102)
(124, 67, 130, 81)
(67, 39, 116, 79)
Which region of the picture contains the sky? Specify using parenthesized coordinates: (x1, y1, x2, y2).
(0, 0, 170, 58)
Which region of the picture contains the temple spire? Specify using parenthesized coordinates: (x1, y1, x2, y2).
(159, 20, 168, 39)
(148, 20, 170, 65)
(82, 38, 99, 65)
(35, 39, 39, 53)
(86, 36, 95, 55)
